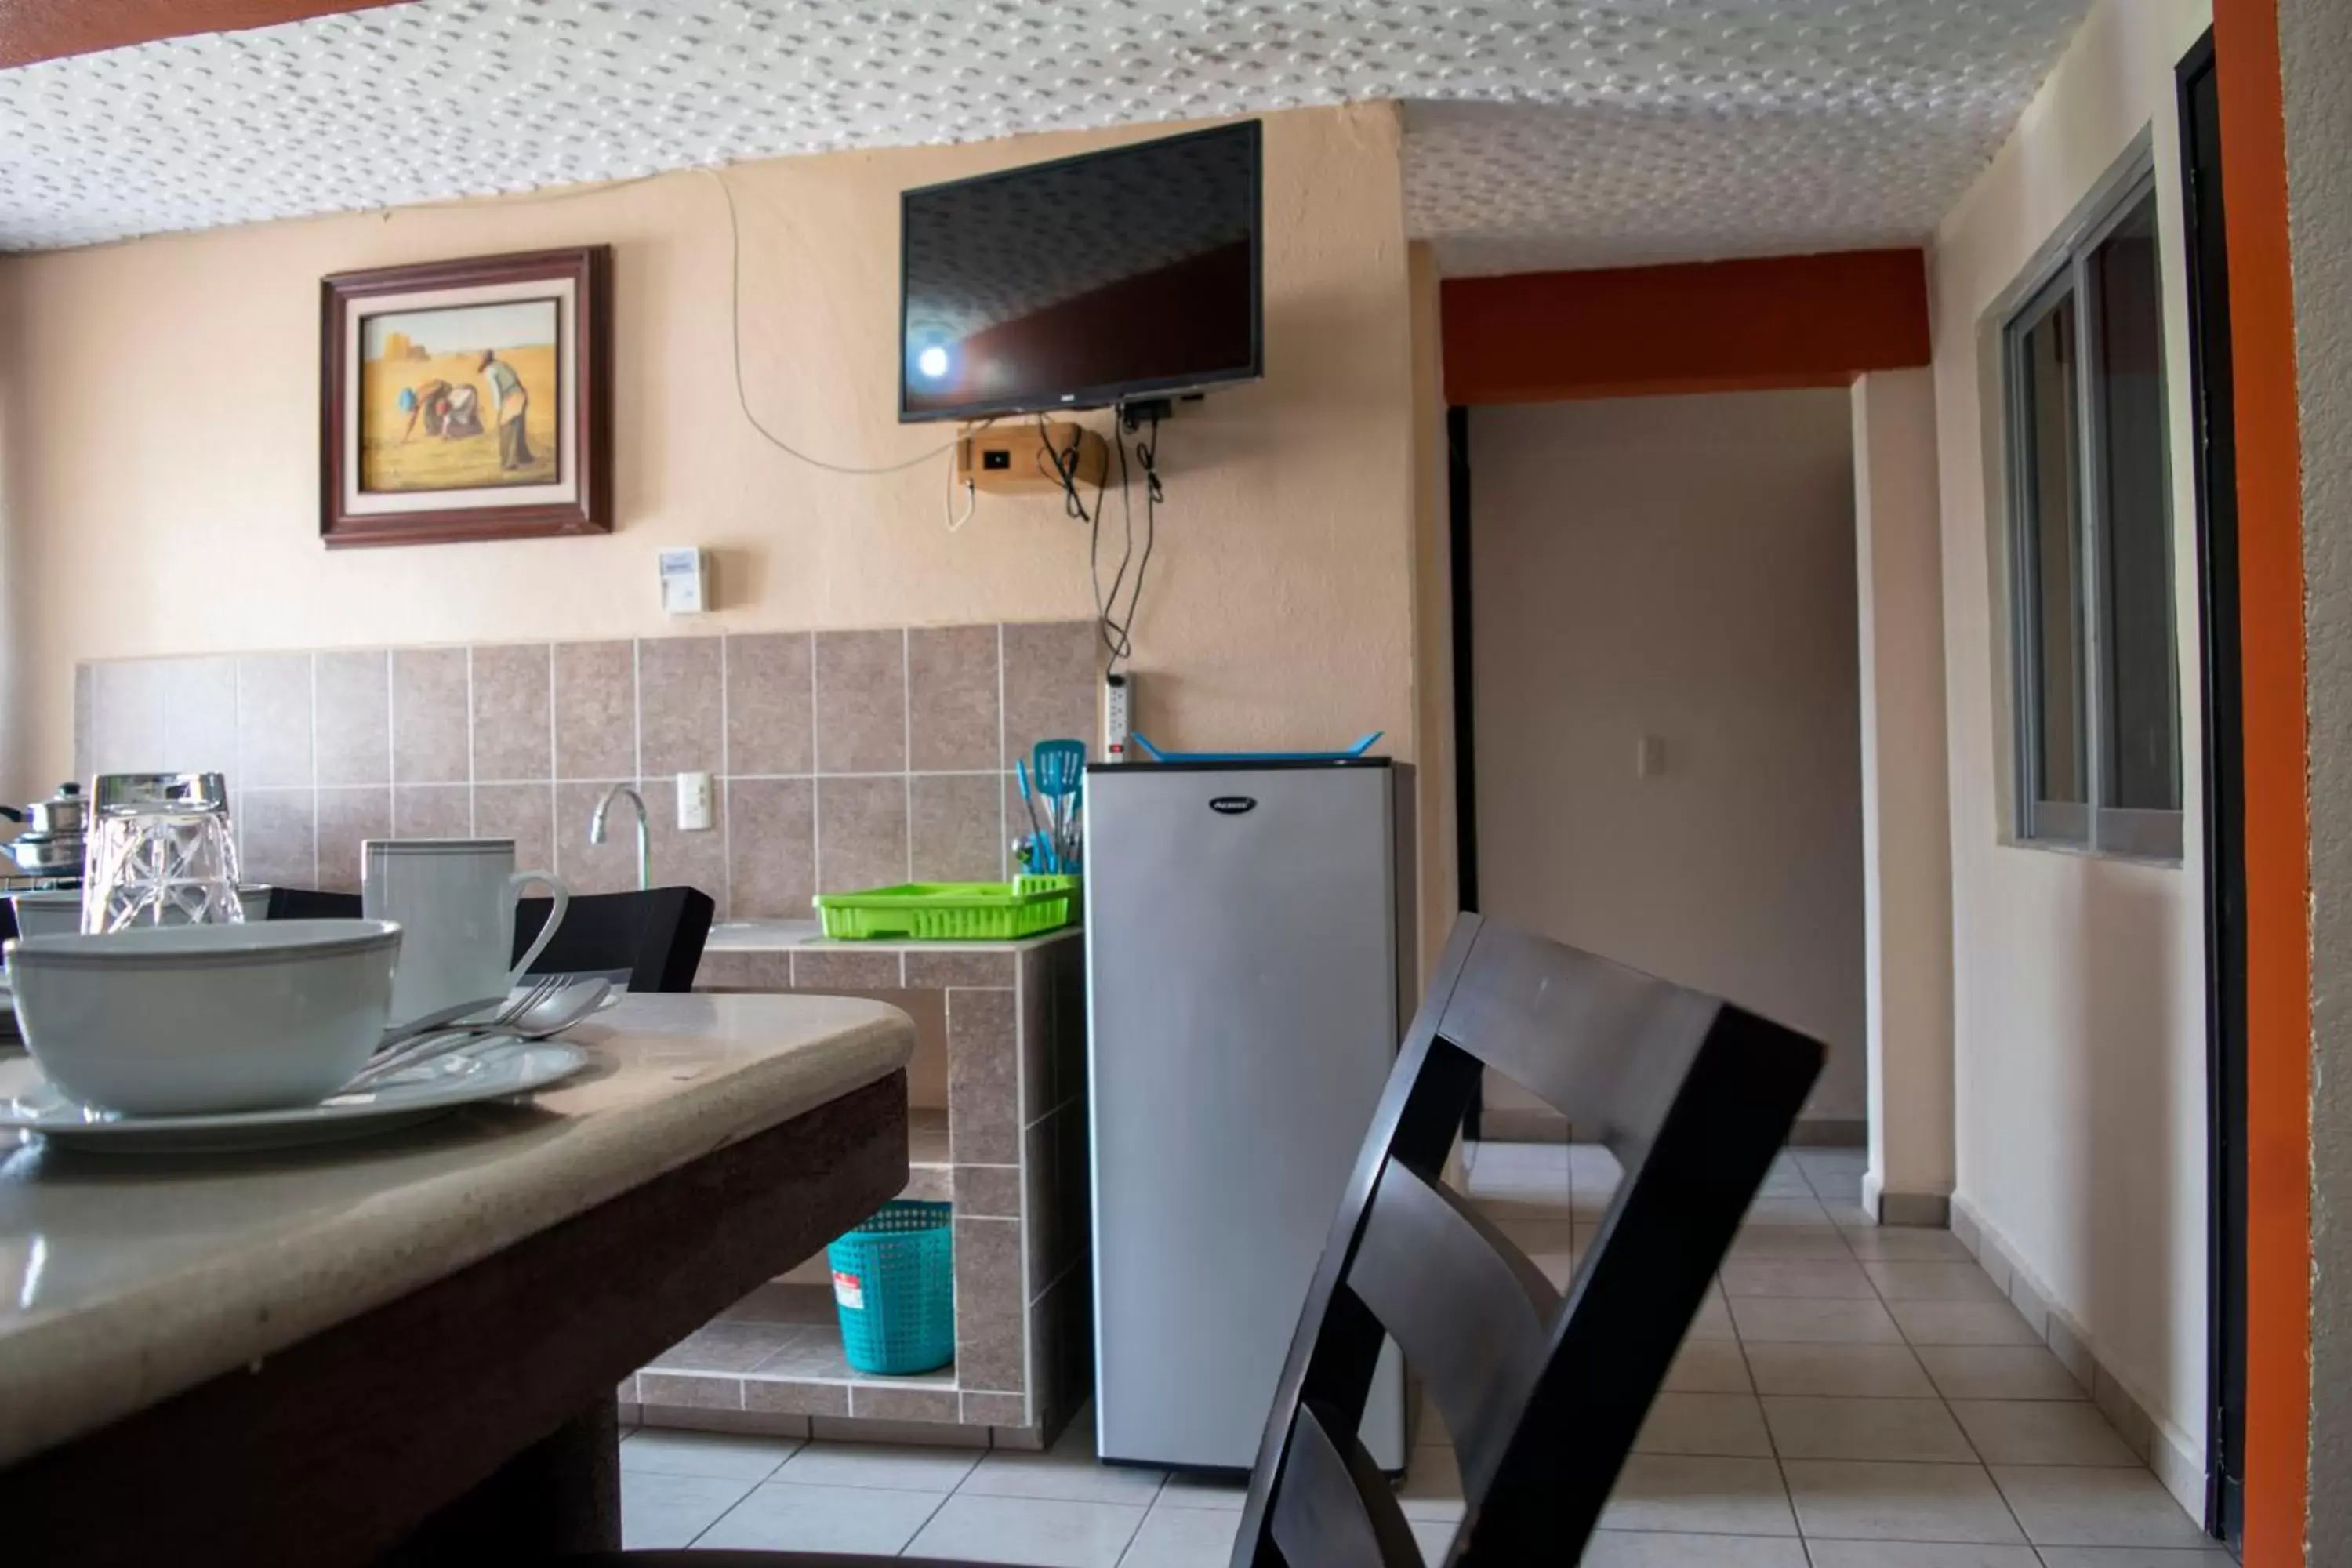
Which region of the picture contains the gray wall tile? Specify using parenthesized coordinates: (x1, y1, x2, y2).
(639, 636, 723, 778)
(953, 1215, 1026, 1393)
(908, 625, 1000, 771)
(642, 774, 726, 906)
(728, 778, 815, 920)
(724, 633, 814, 775)
(162, 656, 238, 776)
(238, 789, 316, 888)
(392, 648, 470, 785)
(793, 949, 904, 990)
(91, 660, 169, 777)
(949, 987, 1018, 1164)
(956, 1163, 1022, 1218)
(906, 950, 1018, 989)
(1000, 620, 1097, 767)
(911, 772, 1004, 883)
(815, 775, 908, 894)
(316, 786, 390, 892)
(473, 780, 555, 879)
(472, 642, 552, 782)
(72, 665, 93, 782)
(237, 653, 314, 789)
(394, 783, 472, 839)
(815, 630, 907, 774)
(554, 640, 636, 780)
(314, 650, 390, 787)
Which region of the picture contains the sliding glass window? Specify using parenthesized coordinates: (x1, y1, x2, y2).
(2003, 168, 2182, 859)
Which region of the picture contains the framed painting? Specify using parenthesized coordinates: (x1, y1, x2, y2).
(321, 245, 612, 547)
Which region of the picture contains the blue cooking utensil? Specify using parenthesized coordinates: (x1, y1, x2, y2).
(1032, 740, 1086, 873)
(1016, 760, 1058, 873)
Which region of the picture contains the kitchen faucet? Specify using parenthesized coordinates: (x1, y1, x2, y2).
(589, 783, 652, 891)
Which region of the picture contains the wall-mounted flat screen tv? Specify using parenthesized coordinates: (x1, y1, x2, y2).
(899, 121, 1263, 423)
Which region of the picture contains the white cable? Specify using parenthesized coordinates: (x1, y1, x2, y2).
(945, 445, 978, 532)
(704, 165, 959, 477)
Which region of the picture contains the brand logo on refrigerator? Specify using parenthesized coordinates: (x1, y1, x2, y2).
(1208, 796, 1258, 815)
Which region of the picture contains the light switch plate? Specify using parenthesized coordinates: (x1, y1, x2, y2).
(677, 771, 713, 832)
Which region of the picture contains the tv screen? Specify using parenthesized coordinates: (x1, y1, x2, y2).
(899, 121, 1262, 423)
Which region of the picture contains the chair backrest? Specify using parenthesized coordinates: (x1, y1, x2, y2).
(512, 886, 714, 993)
(1232, 912, 1823, 1567)
(263, 887, 363, 920)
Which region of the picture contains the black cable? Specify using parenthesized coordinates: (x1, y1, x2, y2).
(1093, 406, 1161, 677)
(1036, 413, 1098, 524)
(1095, 427, 1137, 670)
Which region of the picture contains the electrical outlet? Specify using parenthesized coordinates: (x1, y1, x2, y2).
(677, 771, 713, 832)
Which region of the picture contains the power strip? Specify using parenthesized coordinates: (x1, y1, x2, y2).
(1104, 672, 1133, 761)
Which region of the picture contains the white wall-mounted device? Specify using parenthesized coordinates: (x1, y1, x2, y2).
(659, 548, 709, 615)
(1104, 672, 1133, 761)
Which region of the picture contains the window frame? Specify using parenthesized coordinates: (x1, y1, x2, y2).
(2001, 160, 2183, 862)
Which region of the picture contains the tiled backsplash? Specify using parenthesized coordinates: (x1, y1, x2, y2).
(74, 622, 1098, 916)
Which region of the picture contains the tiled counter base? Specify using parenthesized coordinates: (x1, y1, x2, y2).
(619, 928, 1089, 1453)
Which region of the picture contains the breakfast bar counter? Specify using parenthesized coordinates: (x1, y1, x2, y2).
(0, 992, 916, 1563)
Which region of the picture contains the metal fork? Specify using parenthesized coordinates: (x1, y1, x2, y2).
(343, 974, 566, 1092)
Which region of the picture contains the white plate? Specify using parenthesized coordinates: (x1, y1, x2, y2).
(0, 1038, 587, 1153)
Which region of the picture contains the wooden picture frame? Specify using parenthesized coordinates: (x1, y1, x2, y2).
(321, 245, 612, 547)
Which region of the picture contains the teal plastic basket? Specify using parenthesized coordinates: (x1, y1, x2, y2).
(826, 1200, 955, 1376)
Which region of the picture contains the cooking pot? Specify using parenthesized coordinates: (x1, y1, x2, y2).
(2, 782, 86, 837)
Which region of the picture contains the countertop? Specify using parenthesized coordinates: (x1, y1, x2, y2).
(0, 992, 913, 1467)
(704, 918, 1083, 955)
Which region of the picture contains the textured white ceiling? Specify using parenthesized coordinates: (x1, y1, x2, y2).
(0, 0, 2091, 267)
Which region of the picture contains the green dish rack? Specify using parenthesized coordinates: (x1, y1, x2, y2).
(813, 875, 1079, 941)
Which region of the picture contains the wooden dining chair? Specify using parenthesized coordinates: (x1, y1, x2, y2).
(584, 911, 1822, 1566)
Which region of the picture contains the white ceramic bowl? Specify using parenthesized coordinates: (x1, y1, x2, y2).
(5, 919, 402, 1116)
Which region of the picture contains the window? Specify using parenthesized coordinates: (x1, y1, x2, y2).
(2004, 170, 2181, 858)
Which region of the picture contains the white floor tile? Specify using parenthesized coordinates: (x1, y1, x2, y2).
(1396, 1443, 1465, 1521)
(1949, 1400, 2141, 1466)
(1759, 1395, 1976, 1461)
(1156, 1472, 1250, 1510)
(1577, 1530, 1808, 1566)
(908, 1493, 1149, 1567)
(1719, 1258, 1877, 1298)
(1991, 1465, 2210, 1548)
(1743, 1197, 1835, 1226)
(694, 1480, 946, 1553)
(1725, 1226, 1858, 1261)
(617, 1428, 799, 1482)
(1742, 1341, 1936, 1398)
(1117, 1503, 1241, 1568)
(1599, 1454, 1798, 1536)
(1409, 1516, 1458, 1566)
(1916, 1345, 2090, 1401)
(1728, 1295, 1904, 1345)
(1662, 1338, 1754, 1394)
(618, 1469, 758, 1548)
(1841, 1227, 1975, 1261)
(2033, 1548, 2240, 1566)
(960, 1446, 1167, 1505)
(1803, 1544, 2040, 1567)
(1632, 1392, 1773, 1457)
(774, 1439, 983, 1491)
(1889, 1299, 2046, 1346)
(1780, 1458, 2027, 1544)
(1864, 1261, 2013, 1303)
(1687, 1290, 1739, 1340)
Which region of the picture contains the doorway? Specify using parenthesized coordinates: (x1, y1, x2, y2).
(2178, 25, 2246, 1547)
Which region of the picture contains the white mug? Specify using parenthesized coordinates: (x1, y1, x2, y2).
(361, 839, 570, 1025)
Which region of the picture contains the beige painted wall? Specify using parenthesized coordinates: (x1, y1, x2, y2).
(0, 104, 1417, 803)
(2281, 0, 2352, 1547)
(1468, 390, 1868, 1120)
(1926, 0, 2213, 1501)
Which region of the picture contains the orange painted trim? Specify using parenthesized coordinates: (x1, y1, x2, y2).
(1439, 249, 1931, 407)
(0, 0, 412, 69)
(2215, 2, 2312, 1563)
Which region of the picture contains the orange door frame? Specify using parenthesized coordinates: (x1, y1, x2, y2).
(2212, 1, 2310, 1563)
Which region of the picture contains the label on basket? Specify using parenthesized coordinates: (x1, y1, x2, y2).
(832, 1269, 866, 1311)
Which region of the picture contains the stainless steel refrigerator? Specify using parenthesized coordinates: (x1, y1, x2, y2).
(1084, 758, 1411, 1472)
